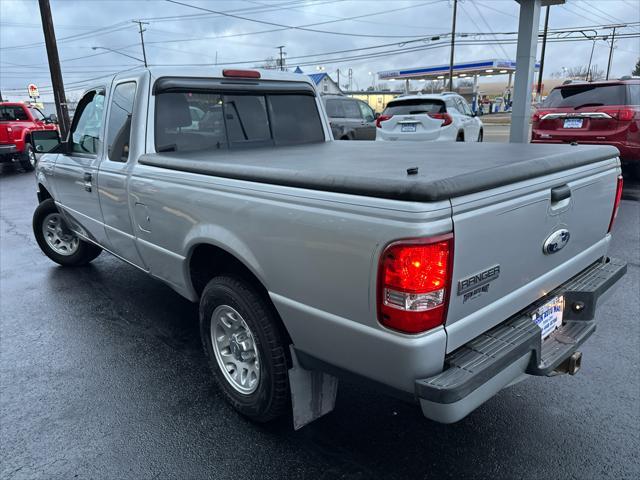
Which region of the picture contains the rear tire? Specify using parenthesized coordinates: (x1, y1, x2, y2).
(456, 132, 465, 142)
(477, 130, 483, 142)
(19, 144, 36, 172)
(32, 198, 102, 266)
(199, 275, 290, 423)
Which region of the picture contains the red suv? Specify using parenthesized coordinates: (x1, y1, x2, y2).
(0, 102, 58, 171)
(531, 79, 640, 177)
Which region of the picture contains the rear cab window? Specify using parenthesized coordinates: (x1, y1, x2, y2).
(0, 105, 29, 121)
(383, 99, 445, 115)
(155, 83, 324, 153)
(543, 83, 628, 108)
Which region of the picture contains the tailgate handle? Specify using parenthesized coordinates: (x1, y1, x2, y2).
(551, 185, 571, 203)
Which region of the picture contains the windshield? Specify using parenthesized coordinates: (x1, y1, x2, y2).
(543, 84, 627, 108)
(383, 99, 445, 115)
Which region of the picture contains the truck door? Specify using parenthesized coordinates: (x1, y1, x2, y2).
(53, 88, 109, 246)
(97, 79, 147, 269)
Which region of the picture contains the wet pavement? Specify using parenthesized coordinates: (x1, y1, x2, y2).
(1, 167, 639, 480)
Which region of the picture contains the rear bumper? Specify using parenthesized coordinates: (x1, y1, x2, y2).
(417, 256, 627, 423)
(0, 144, 18, 159)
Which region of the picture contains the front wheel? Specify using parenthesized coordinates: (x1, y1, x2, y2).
(199, 275, 290, 422)
(32, 198, 102, 266)
(19, 143, 36, 172)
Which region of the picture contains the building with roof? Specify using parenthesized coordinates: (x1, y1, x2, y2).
(294, 67, 342, 94)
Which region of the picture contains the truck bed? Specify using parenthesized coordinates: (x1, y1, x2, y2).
(138, 142, 619, 201)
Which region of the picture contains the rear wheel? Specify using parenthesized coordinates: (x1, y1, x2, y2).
(32, 199, 102, 266)
(19, 143, 36, 172)
(477, 129, 483, 142)
(199, 275, 290, 422)
(456, 131, 465, 142)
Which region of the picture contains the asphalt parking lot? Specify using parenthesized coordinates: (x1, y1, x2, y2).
(1, 164, 639, 479)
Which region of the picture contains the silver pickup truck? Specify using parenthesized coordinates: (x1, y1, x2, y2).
(31, 68, 626, 429)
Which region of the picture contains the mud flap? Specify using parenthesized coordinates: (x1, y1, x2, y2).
(288, 346, 338, 430)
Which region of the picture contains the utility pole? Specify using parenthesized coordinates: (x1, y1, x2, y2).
(277, 45, 285, 71)
(606, 27, 616, 80)
(38, 0, 70, 139)
(133, 20, 149, 67)
(536, 6, 550, 102)
(337, 69, 340, 89)
(448, 0, 458, 91)
(348, 68, 353, 91)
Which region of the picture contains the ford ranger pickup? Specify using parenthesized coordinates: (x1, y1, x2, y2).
(30, 68, 627, 429)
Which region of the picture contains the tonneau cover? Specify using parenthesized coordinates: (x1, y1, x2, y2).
(138, 142, 618, 202)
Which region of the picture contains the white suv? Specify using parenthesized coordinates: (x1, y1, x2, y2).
(375, 93, 484, 142)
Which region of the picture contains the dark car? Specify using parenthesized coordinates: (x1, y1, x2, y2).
(531, 78, 640, 176)
(322, 95, 377, 140)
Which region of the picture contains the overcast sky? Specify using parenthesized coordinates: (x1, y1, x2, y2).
(1, 0, 639, 102)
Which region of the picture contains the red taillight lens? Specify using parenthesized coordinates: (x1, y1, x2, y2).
(428, 112, 453, 126)
(617, 107, 635, 122)
(608, 174, 624, 233)
(222, 69, 261, 79)
(375, 114, 392, 128)
(378, 234, 453, 334)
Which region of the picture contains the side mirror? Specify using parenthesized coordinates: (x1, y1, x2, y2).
(31, 129, 63, 153)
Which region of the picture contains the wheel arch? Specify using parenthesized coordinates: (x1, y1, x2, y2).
(37, 183, 52, 203)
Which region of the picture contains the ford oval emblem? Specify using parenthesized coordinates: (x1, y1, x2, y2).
(543, 229, 570, 255)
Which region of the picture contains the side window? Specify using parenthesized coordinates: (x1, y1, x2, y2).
(357, 101, 375, 122)
(628, 84, 640, 106)
(29, 108, 45, 121)
(70, 90, 105, 155)
(106, 82, 136, 162)
(325, 99, 344, 118)
(342, 99, 361, 119)
(445, 98, 460, 114)
(457, 98, 472, 116)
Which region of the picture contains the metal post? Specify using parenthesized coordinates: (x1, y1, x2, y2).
(536, 5, 550, 102)
(586, 37, 596, 81)
(277, 46, 285, 71)
(606, 27, 616, 80)
(38, 0, 70, 139)
(448, 0, 458, 91)
(472, 74, 479, 113)
(133, 20, 149, 68)
(510, 0, 541, 143)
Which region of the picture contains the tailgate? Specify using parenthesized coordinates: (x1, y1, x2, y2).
(444, 159, 620, 352)
(0, 124, 10, 144)
(382, 114, 444, 140)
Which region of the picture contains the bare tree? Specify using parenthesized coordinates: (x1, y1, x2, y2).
(255, 56, 278, 70)
(564, 65, 605, 81)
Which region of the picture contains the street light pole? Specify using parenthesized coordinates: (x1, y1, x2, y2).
(448, 0, 458, 91)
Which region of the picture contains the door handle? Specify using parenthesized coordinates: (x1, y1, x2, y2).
(550, 184, 571, 203)
(83, 172, 92, 192)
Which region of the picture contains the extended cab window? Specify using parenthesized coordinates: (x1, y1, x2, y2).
(155, 91, 323, 153)
(106, 82, 136, 162)
(70, 90, 105, 155)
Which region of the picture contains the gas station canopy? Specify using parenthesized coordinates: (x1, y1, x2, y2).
(378, 59, 540, 81)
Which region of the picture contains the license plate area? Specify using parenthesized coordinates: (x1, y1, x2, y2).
(401, 124, 417, 132)
(563, 118, 583, 129)
(530, 295, 564, 339)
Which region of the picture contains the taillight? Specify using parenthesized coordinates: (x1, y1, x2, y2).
(617, 107, 635, 122)
(375, 114, 392, 128)
(428, 112, 453, 127)
(378, 234, 453, 334)
(608, 174, 623, 233)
